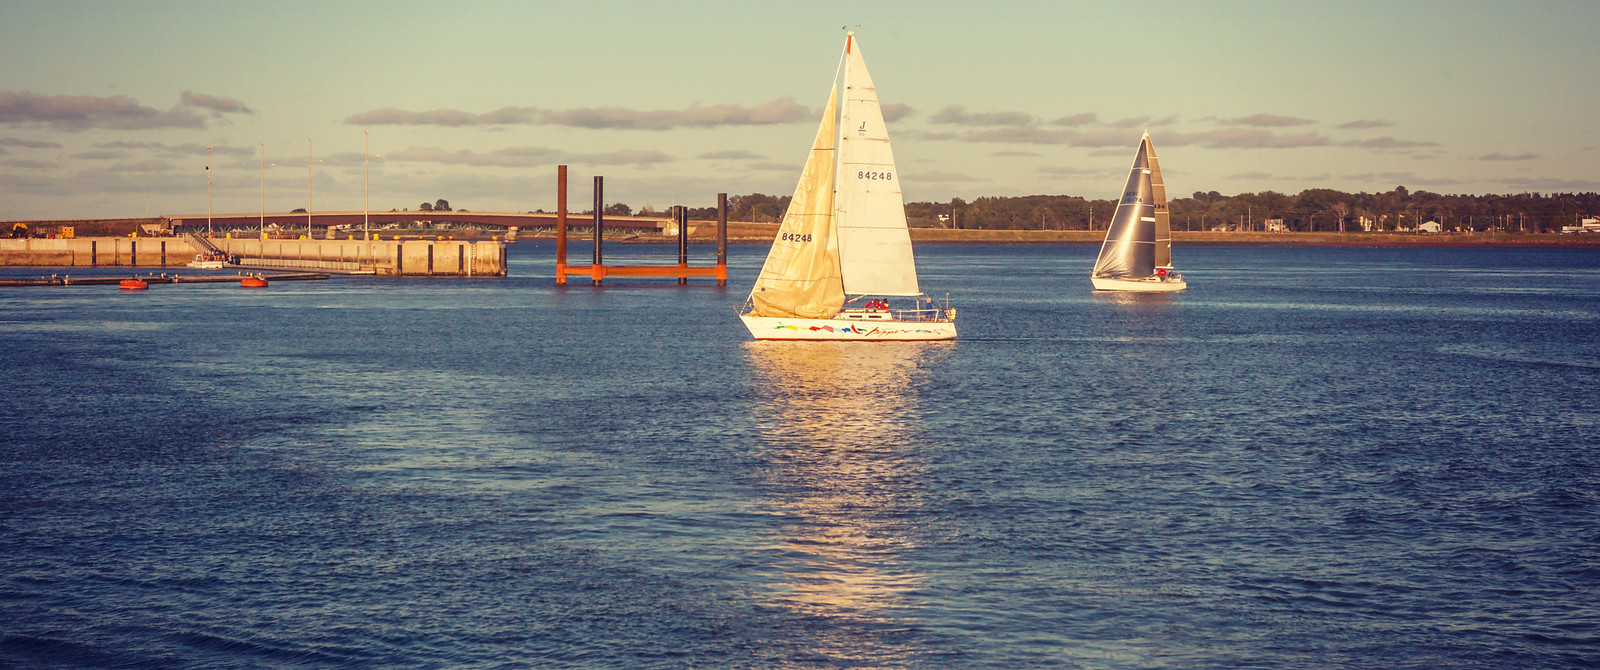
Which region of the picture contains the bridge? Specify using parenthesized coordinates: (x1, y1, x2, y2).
(162, 210, 671, 235)
(3, 211, 672, 237)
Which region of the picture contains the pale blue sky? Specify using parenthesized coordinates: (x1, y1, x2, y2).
(2, 0, 1596, 218)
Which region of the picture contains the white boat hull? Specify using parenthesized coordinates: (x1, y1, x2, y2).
(187, 260, 226, 269)
(1091, 275, 1187, 292)
(741, 314, 956, 341)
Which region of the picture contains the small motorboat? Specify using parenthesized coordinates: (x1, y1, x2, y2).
(240, 276, 269, 288)
(187, 253, 227, 269)
(119, 279, 148, 291)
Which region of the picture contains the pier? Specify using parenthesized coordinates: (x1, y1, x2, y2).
(0, 271, 330, 287)
(0, 236, 506, 276)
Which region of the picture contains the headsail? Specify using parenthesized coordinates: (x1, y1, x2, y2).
(1147, 134, 1172, 268)
(1091, 134, 1158, 279)
(834, 33, 921, 297)
(749, 86, 844, 318)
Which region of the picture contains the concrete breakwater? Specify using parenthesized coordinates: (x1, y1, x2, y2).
(0, 237, 506, 276)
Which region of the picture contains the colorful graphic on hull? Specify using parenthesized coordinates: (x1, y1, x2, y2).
(771, 323, 948, 337)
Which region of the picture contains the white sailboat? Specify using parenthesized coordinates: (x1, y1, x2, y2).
(740, 32, 956, 341)
(1091, 132, 1187, 292)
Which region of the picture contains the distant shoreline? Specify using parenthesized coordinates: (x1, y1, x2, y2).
(627, 224, 1600, 248)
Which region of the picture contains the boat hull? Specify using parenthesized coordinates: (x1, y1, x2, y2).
(1091, 275, 1187, 292)
(740, 314, 956, 341)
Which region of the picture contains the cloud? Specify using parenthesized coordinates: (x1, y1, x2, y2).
(1335, 119, 1395, 129)
(1477, 152, 1540, 161)
(1149, 115, 1181, 127)
(1223, 172, 1331, 183)
(93, 141, 254, 156)
(108, 159, 174, 172)
(880, 103, 913, 123)
(929, 105, 1036, 127)
(1163, 128, 1333, 149)
(750, 162, 797, 172)
(179, 90, 253, 115)
(698, 150, 765, 160)
(1068, 129, 1142, 148)
(1049, 113, 1097, 127)
(1218, 113, 1315, 127)
(0, 89, 212, 130)
(1343, 136, 1440, 149)
(1340, 171, 1465, 187)
(1, 137, 61, 149)
(993, 150, 1042, 157)
(1106, 116, 1151, 129)
(3, 159, 57, 169)
(910, 170, 987, 182)
(1039, 166, 1102, 176)
(956, 127, 1073, 144)
(0, 90, 206, 130)
(1496, 176, 1600, 190)
(347, 98, 812, 130)
(71, 150, 128, 160)
(902, 130, 960, 142)
(387, 145, 673, 167)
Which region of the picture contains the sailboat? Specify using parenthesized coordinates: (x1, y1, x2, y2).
(739, 32, 956, 341)
(1090, 132, 1187, 292)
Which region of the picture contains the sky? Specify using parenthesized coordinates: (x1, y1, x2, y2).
(2, 0, 1597, 220)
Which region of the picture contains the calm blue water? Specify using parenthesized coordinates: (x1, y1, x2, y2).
(3, 243, 1598, 668)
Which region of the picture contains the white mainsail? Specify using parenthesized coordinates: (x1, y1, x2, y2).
(1091, 133, 1158, 279)
(740, 32, 955, 339)
(834, 34, 921, 297)
(749, 87, 844, 318)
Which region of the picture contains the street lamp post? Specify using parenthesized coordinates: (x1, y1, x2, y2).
(364, 129, 369, 241)
(206, 145, 213, 237)
(307, 136, 314, 239)
(259, 142, 266, 238)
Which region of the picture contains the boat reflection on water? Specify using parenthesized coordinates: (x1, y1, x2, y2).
(743, 341, 946, 655)
(1091, 290, 1179, 308)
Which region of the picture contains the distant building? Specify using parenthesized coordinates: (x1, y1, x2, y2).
(1418, 221, 1443, 234)
(1263, 218, 1288, 232)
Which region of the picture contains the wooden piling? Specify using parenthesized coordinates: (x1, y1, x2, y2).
(592, 176, 604, 286)
(556, 165, 568, 285)
(677, 205, 688, 285)
(717, 193, 728, 287)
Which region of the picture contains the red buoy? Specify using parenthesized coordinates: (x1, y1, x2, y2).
(119, 279, 148, 291)
(240, 276, 269, 288)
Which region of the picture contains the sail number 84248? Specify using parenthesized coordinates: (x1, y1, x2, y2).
(858, 171, 893, 181)
(781, 232, 813, 242)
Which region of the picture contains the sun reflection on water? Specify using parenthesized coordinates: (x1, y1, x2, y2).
(743, 341, 943, 656)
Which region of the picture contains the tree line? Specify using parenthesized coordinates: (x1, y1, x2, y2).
(653, 187, 1598, 233)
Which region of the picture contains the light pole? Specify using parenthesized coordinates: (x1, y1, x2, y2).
(258, 149, 277, 238)
(206, 145, 213, 237)
(364, 129, 370, 241)
(259, 142, 266, 238)
(307, 136, 314, 239)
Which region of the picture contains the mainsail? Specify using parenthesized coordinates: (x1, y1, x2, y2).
(1091, 134, 1158, 279)
(749, 88, 844, 318)
(834, 34, 921, 297)
(1147, 136, 1172, 268)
